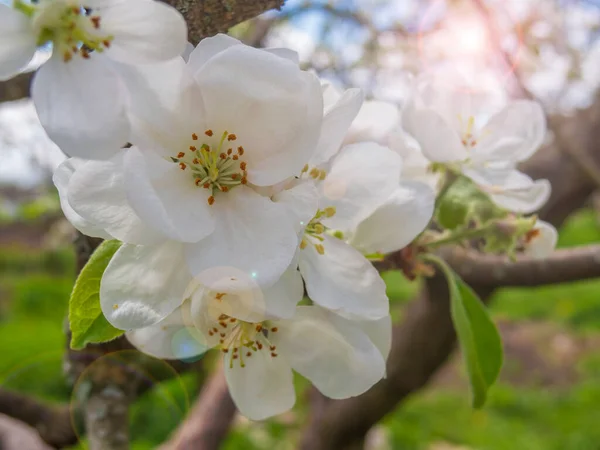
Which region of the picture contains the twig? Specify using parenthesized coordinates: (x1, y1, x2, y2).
(159, 365, 236, 450)
(439, 245, 600, 287)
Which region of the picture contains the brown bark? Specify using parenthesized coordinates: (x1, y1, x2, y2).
(159, 366, 236, 450)
(0, 389, 76, 449)
(162, 0, 285, 45)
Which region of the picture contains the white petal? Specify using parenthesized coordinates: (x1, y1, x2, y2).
(356, 315, 392, 363)
(465, 167, 552, 214)
(273, 179, 319, 234)
(265, 48, 300, 65)
(190, 263, 303, 323)
(224, 346, 295, 421)
(100, 0, 187, 64)
(388, 128, 439, 189)
(321, 143, 402, 231)
(350, 181, 434, 254)
(298, 234, 389, 320)
(185, 186, 298, 288)
(126, 303, 209, 359)
(402, 104, 468, 163)
(195, 44, 323, 186)
(113, 57, 205, 157)
(0, 5, 37, 81)
(32, 53, 129, 159)
(181, 42, 194, 62)
(524, 220, 557, 259)
(271, 306, 385, 399)
(187, 33, 241, 73)
(490, 179, 551, 214)
(53, 159, 112, 239)
(67, 151, 164, 245)
(345, 100, 399, 144)
(123, 147, 215, 243)
(310, 88, 364, 166)
(474, 100, 546, 163)
(101, 241, 192, 330)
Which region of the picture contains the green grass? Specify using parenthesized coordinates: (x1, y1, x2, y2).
(384, 381, 600, 450)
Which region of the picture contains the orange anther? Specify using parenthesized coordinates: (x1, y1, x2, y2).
(237, 146, 244, 156)
(227, 148, 232, 155)
(241, 177, 247, 185)
(208, 196, 215, 206)
(91, 16, 101, 29)
(232, 155, 239, 160)
(220, 153, 226, 159)
(192, 133, 198, 140)
(227, 134, 237, 141)
(239, 162, 247, 170)
(203, 182, 210, 189)
(205, 130, 213, 137)
(177, 152, 185, 158)
(179, 163, 186, 170)
(189, 145, 197, 151)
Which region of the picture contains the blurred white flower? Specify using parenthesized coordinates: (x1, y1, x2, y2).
(402, 75, 551, 213)
(0, 0, 187, 159)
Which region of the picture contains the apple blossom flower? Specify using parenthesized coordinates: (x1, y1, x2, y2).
(57, 36, 325, 323)
(402, 76, 551, 213)
(284, 143, 434, 320)
(0, 0, 187, 159)
(126, 282, 390, 420)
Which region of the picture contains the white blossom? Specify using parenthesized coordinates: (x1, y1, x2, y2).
(55, 36, 327, 327)
(126, 283, 390, 420)
(402, 75, 551, 213)
(0, 0, 187, 159)
(273, 88, 435, 320)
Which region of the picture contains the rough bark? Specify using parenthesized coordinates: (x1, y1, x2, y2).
(164, 0, 285, 45)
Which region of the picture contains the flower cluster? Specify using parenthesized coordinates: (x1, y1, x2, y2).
(1, 4, 556, 419)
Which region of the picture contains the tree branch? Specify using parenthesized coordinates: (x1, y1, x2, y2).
(439, 245, 600, 287)
(0, 389, 77, 449)
(0, 72, 33, 104)
(159, 365, 236, 450)
(162, 0, 285, 45)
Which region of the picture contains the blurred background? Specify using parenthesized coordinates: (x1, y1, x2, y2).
(1, 0, 599, 448)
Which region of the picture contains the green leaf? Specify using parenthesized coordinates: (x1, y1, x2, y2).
(69, 240, 124, 350)
(425, 254, 503, 408)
